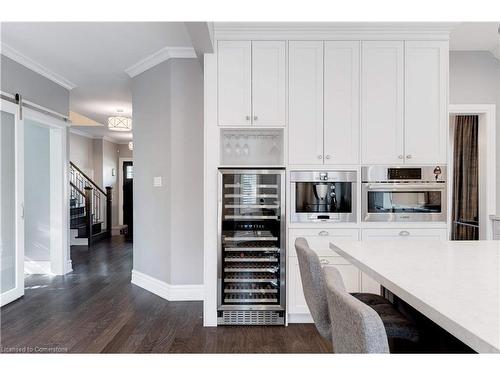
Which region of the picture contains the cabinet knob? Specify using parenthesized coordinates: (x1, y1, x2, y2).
(406, 154, 412, 159)
(253, 116, 258, 121)
(398, 230, 410, 237)
(245, 116, 250, 121)
(318, 231, 329, 236)
(325, 155, 331, 160)
(318, 155, 323, 159)
(319, 259, 330, 265)
(398, 155, 403, 159)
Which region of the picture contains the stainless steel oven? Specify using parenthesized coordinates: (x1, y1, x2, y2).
(361, 166, 447, 222)
(290, 171, 357, 223)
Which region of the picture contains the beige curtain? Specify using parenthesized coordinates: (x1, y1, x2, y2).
(451, 115, 479, 240)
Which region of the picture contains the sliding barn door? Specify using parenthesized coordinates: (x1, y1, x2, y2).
(1, 100, 25, 306)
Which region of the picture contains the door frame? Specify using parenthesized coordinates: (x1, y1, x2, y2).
(0, 99, 25, 306)
(118, 157, 133, 226)
(448, 104, 496, 240)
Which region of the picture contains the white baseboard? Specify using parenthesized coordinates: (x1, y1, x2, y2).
(65, 259, 73, 274)
(288, 313, 314, 324)
(24, 260, 52, 275)
(131, 269, 204, 301)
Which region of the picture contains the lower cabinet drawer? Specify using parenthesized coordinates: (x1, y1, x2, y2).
(289, 228, 360, 257)
(288, 256, 360, 315)
(361, 228, 448, 241)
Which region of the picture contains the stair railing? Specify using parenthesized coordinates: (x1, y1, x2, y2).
(70, 162, 112, 247)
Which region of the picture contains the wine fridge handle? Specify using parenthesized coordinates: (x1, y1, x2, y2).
(318, 231, 329, 236)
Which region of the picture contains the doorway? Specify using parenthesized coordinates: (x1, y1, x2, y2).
(122, 160, 133, 241)
(449, 104, 496, 240)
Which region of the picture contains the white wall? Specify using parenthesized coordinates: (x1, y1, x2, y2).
(24, 120, 51, 262)
(132, 58, 203, 286)
(449, 51, 500, 212)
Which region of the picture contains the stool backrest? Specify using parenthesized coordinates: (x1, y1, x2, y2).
(294, 237, 336, 339)
(323, 266, 390, 353)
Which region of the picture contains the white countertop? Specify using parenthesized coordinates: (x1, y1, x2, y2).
(329, 240, 500, 353)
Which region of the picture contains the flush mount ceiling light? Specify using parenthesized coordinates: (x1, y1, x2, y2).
(128, 141, 134, 151)
(108, 110, 132, 132)
(108, 116, 132, 131)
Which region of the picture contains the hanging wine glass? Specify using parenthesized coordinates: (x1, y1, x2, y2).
(242, 134, 249, 156)
(234, 135, 241, 157)
(225, 135, 232, 156)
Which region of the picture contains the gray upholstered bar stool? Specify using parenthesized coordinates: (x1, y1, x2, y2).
(294, 238, 420, 352)
(323, 265, 390, 353)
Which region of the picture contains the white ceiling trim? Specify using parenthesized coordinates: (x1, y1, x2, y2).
(125, 46, 197, 78)
(1, 42, 77, 90)
(213, 22, 459, 41)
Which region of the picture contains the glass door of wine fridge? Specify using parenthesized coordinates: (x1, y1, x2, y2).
(217, 169, 286, 325)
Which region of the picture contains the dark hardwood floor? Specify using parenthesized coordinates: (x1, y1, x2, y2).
(0, 237, 330, 353)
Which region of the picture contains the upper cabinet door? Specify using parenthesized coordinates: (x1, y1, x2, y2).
(288, 41, 324, 165)
(404, 41, 448, 164)
(324, 41, 360, 164)
(217, 41, 252, 126)
(252, 41, 286, 126)
(361, 41, 404, 164)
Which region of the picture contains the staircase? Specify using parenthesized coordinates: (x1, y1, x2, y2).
(70, 162, 112, 248)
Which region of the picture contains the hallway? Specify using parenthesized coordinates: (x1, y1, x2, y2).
(0, 238, 330, 353)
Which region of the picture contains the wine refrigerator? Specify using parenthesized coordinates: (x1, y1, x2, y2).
(217, 169, 286, 325)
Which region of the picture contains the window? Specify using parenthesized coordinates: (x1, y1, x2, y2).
(126, 165, 133, 179)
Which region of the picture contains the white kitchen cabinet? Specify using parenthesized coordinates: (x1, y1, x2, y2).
(288, 256, 360, 315)
(217, 41, 286, 127)
(288, 228, 360, 257)
(324, 41, 360, 164)
(252, 41, 286, 126)
(361, 228, 448, 241)
(217, 41, 252, 126)
(404, 41, 448, 164)
(361, 41, 404, 164)
(288, 41, 324, 165)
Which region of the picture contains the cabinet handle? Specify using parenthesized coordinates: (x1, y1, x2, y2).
(399, 230, 410, 237)
(406, 154, 412, 159)
(398, 155, 403, 159)
(245, 116, 250, 121)
(318, 155, 323, 159)
(325, 155, 331, 160)
(253, 116, 258, 121)
(318, 231, 329, 236)
(320, 259, 330, 265)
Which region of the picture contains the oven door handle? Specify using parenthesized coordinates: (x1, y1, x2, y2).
(364, 183, 445, 191)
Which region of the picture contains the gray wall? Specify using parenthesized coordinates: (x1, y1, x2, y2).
(449, 51, 500, 212)
(1, 55, 70, 116)
(118, 143, 133, 159)
(132, 58, 203, 285)
(102, 139, 119, 227)
(132, 60, 172, 283)
(69, 132, 95, 179)
(169, 60, 204, 284)
(24, 120, 51, 262)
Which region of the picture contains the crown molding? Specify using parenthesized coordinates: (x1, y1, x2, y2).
(69, 127, 131, 144)
(213, 22, 459, 41)
(1, 43, 77, 90)
(125, 46, 197, 78)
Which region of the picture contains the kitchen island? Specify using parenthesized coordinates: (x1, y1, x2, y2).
(329, 240, 500, 353)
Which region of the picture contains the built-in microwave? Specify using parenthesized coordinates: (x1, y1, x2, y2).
(361, 166, 447, 222)
(290, 171, 357, 223)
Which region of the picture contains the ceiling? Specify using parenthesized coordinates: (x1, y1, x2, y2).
(1, 22, 194, 141)
(1, 22, 498, 142)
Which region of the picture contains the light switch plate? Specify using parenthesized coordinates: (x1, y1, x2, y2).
(153, 176, 162, 187)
